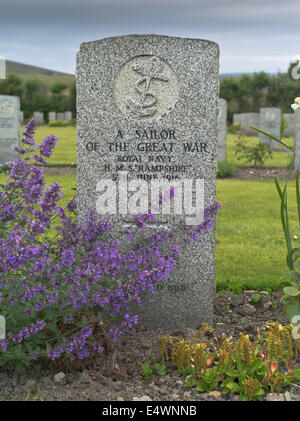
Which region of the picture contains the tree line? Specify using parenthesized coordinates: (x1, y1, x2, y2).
(1, 61, 300, 123)
(0, 73, 76, 120)
(220, 62, 300, 121)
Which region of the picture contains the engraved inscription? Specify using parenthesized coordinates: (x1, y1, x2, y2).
(114, 55, 179, 121)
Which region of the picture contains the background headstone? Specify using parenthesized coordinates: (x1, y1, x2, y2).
(64, 111, 72, 121)
(294, 109, 300, 170)
(19, 111, 24, 125)
(77, 35, 219, 328)
(283, 113, 295, 137)
(217, 98, 227, 161)
(48, 111, 56, 122)
(238, 114, 248, 133)
(233, 113, 241, 129)
(233, 113, 259, 136)
(233, 113, 240, 128)
(33, 111, 44, 126)
(57, 112, 65, 121)
(0, 95, 20, 166)
(259, 107, 281, 149)
(244, 113, 259, 136)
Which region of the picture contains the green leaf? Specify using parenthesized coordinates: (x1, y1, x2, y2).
(249, 358, 264, 374)
(283, 287, 300, 296)
(186, 377, 197, 388)
(274, 177, 283, 200)
(294, 261, 300, 269)
(249, 127, 289, 148)
(286, 271, 300, 282)
(225, 381, 240, 393)
(225, 370, 240, 378)
(284, 299, 300, 322)
(282, 186, 293, 261)
(291, 248, 300, 262)
(250, 294, 262, 304)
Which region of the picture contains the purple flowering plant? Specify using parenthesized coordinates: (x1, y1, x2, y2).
(0, 119, 221, 369)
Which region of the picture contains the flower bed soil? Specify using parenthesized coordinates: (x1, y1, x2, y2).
(4, 164, 298, 401)
(1, 291, 299, 401)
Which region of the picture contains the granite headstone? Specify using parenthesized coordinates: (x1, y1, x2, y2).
(217, 98, 227, 161)
(19, 111, 24, 125)
(283, 113, 295, 137)
(48, 111, 56, 122)
(33, 111, 44, 126)
(76, 35, 219, 328)
(57, 112, 65, 121)
(0, 95, 20, 166)
(294, 109, 300, 170)
(64, 111, 72, 121)
(233, 113, 259, 136)
(244, 113, 259, 136)
(259, 108, 281, 149)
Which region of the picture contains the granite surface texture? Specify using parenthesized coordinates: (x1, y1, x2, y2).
(76, 35, 219, 327)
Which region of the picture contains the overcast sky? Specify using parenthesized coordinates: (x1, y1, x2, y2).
(0, 0, 300, 75)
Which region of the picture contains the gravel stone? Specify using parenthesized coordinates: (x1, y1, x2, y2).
(266, 393, 285, 401)
(238, 304, 257, 316)
(133, 395, 152, 401)
(54, 372, 66, 383)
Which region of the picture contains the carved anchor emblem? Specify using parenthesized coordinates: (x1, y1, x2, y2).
(126, 56, 169, 118)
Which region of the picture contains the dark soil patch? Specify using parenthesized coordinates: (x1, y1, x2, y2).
(1, 291, 299, 402)
(224, 166, 295, 180)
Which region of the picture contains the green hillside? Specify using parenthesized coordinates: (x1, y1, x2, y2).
(6, 60, 74, 86)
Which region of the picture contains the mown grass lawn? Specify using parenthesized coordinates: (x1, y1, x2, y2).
(21, 125, 77, 166)
(1, 172, 297, 292)
(226, 132, 294, 168)
(22, 125, 295, 168)
(216, 178, 298, 291)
